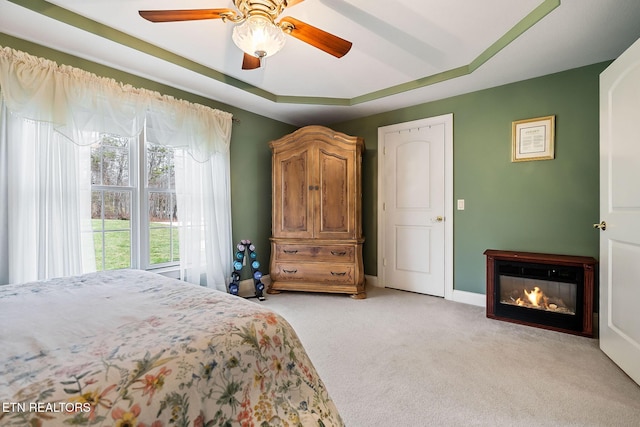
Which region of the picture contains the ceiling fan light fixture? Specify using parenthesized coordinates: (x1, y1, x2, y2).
(232, 15, 286, 58)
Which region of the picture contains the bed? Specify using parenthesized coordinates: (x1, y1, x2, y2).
(0, 269, 343, 426)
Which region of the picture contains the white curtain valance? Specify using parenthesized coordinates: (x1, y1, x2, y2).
(0, 46, 232, 161)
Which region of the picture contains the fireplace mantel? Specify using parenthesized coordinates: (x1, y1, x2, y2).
(484, 250, 597, 337)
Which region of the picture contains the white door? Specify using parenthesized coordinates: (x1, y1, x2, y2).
(378, 114, 453, 297)
(599, 37, 640, 385)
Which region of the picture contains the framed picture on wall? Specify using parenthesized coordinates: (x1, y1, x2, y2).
(511, 115, 555, 162)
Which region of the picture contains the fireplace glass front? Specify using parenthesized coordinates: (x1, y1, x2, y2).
(494, 261, 584, 332)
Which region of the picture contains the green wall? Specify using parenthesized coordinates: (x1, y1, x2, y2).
(1, 33, 606, 294)
(334, 62, 606, 294)
(229, 117, 294, 277)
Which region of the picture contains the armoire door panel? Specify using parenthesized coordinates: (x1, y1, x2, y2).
(274, 150, 314, 238)
(319, 153, 348, 233)
(317, 147, 354, 238)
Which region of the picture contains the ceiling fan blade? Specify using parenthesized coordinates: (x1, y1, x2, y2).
(285, 0, 306, 7)
(139, 9, 234, 23)
(242, 53, 262, 70)
(279, 17, 352, 58)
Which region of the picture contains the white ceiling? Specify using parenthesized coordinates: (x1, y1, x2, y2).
(1, 0, 640, 126)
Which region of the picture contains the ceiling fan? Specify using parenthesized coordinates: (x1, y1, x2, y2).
(139, 0, 353, 70)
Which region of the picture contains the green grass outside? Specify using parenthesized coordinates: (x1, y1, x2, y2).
(92, 219, 179, 270)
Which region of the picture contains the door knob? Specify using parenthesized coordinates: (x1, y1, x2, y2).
(593, 221, 606, 231)
(433, 216, 444, 223)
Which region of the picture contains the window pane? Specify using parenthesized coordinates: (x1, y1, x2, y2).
(91, 144, 102, 185)
(91, 191, 103, 230)
(101, 146, 129, 186)
(93, 232, 104, 271)
(92, 231, 132, 271)
(92, 191, 131, 230)
(104, 231, 131, 270)
(148, 191, 175, 223)
(147, 143, 175, 189)
(92, 190, 132, 269)
(149, 191, 179, 264)
(102, 191, 131, 227)
(91, 135, 130, 187)
(149, 226, 180, 264)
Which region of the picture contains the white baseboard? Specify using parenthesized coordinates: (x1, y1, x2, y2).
(367, 275, 486, 307)
(452, 289, 486, 307)
(365, 274, 379, 288)
(245, 274, 485, 307)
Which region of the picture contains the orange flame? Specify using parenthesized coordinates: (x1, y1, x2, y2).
(523, 286, 549, 308)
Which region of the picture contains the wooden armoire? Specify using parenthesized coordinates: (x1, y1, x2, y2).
(268, 125, 366, 298)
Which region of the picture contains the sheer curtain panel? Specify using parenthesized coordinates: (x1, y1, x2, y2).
(0, 46, 233, 288)
(0, 99, 94, 284)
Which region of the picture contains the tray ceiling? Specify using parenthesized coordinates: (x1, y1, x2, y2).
(1, 0, 640, 125)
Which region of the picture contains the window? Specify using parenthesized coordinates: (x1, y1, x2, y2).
(90, 133, 179, 271)
(1, 47, 233, 287)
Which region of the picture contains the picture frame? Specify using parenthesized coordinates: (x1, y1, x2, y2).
(511, 115, 555, 162)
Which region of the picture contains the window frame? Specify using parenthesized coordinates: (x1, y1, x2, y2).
(91, 130, 180, 272)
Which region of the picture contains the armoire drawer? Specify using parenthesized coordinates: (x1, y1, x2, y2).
(272, 262, 356, 284)
(274, 244, 355, 263)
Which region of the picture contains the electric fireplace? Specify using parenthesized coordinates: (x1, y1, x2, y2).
(484, 250, 597, 337)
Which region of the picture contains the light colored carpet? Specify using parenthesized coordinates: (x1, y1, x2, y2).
(260, 285, 640, 427)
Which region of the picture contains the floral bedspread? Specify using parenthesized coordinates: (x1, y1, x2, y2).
(0, 270, 343, 427)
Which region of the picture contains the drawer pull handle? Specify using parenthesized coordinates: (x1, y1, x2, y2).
(283, 249, 298, 254)
(331, 271, 347, 276)
(331, 251, 347, 256)
(283, 269, 298, 274)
